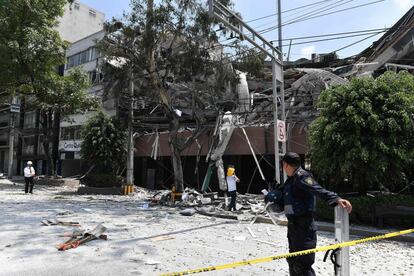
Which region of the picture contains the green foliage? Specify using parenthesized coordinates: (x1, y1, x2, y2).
(0, 0, 68, 98)
(309, 72, 414, 193)
(233, 46, 267, 78)
(82, 173, 124, 188)
(0, 0, 96, 175)
(316, 195, 414, 227)
(81, 112, 127, 174)
(35, 68, 98, 115)
(99, 0, 238, 95)
(99, 0, 238, 191)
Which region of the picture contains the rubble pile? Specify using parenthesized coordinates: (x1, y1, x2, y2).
(138, 186, 287, 225)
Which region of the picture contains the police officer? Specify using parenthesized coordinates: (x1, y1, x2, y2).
(266, 152, 352, 276)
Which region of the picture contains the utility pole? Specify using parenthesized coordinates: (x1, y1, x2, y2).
(126, 72, 134, 185)
(7, 113, 15, 179)
(209, 0, 284, 184)
(277, 0, 287, 182)
(8, 97, 19, 179)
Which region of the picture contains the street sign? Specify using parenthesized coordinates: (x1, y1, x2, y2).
(10, 104, 20, 113)
(277, 120, 286, 142)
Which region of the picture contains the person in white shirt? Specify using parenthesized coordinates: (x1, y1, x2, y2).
(24, 161, 36, 194)
(226, 166, 240, 211)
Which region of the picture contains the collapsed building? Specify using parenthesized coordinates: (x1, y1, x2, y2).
(133, 68, 347, 194)
(132, 5, 414, 193)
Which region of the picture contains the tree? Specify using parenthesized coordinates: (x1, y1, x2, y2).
(233, 46, 267, 79)
(35, 68, 98, 175)
(0, 0, 97, 175)
(80, 111, 127, 175)
(99, 0, 237, 191)
(0, 0, 68, 99)
(309, 71, 414, 194)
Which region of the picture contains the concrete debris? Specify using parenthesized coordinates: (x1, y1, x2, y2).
(247, 68, 348, 125)
(127, 186, 284, 226)
(144, 259, 162, 265)
(246, 226, 256, 238)
(56, 224, 107, 251)
(179, 208, 196, 216)
(41, 219, 80, 227)
(253, 239, 279, 247)
(151, 235, 175, 242)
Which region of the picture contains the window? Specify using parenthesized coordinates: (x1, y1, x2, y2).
(22, 136, 35, 155)
(66, 47, 97, 69)
(23, 112, 36, 129)
(88, 70, 103, 85)
(89, 9, 96, 17)
(61, 126, 82, 140)
(90, 47, 97, 60)
(38, 135, 45, 155)
(74, 2, 80, 10)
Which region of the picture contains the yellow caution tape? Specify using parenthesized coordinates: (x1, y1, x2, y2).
(160, 228, 414, 276)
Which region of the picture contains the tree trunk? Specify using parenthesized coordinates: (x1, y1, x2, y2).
(169, 116, 184, 192)
(51, 110, 61, 177)
(170, 143, 184, 192)
(41, 112, 53, 176)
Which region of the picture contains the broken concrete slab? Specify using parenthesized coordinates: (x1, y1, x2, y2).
(179, 208, 196, 216)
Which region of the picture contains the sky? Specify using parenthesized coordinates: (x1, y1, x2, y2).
(80, 0, 414, 61)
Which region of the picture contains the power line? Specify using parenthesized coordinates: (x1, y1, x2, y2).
(278, 30, 386, 48)
(282, 0, 338, 21)
(221, 29, 387, 63)
(286, 0, 385, 26)
(331, 31, 382, 53)
(283, 0, 354, 26)
(256, 0, 385, 36)
(277, 27, 390, 41)
(246, 0, 336, 23)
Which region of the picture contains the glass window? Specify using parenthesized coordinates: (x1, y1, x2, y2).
(90, 47, 96, 60)
(74, 2, 80, 10)
(80, 51, 88, 64)
(61, 126, 81, 140)
(89, 9, 96, 17)
(67, 48, 96, 69)
(23, 136, 35, 155)
(23, 112, 36, 129)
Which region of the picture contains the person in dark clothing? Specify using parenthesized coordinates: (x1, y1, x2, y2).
(24, 161, 36, 194)
(265, 152, 352, 276)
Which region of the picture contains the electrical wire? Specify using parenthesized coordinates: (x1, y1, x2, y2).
(331, 31, 383, 53)
(256, 0, 385, 35)
(246, 0, 336, 23)
(283, 0, 354, 26)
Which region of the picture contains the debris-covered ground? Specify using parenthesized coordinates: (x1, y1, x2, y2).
(0, 179, 413, 276)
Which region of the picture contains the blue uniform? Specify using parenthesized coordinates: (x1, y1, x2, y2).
(267, 167, 339, 276)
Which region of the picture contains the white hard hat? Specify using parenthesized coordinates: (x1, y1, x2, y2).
(27, 161, 33, 165)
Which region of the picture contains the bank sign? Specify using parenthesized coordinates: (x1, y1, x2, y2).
(59, 140, 82, 152)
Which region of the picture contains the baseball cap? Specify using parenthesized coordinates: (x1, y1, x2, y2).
(282, 152, 301, 166)
(27, 161, 33, 165)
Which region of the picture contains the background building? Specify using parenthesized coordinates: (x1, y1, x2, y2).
(0, 1, 105, 177)
(59, 30, 118, 177)
(56, 1, 105, 43)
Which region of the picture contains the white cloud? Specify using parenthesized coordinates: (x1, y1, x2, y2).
(300, 45, 316, 59)
(393, 0, 413, 10)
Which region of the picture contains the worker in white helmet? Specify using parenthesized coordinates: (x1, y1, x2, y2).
(24, 161, 36, 194)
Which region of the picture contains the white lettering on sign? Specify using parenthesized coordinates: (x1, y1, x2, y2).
(59, 140, 82, 152)
(277, 120, 286, 142)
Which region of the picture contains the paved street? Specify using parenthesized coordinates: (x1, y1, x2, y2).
(0, 180, 413, 276)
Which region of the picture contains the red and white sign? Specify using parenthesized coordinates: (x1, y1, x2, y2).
(277, 120, 286, 142)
